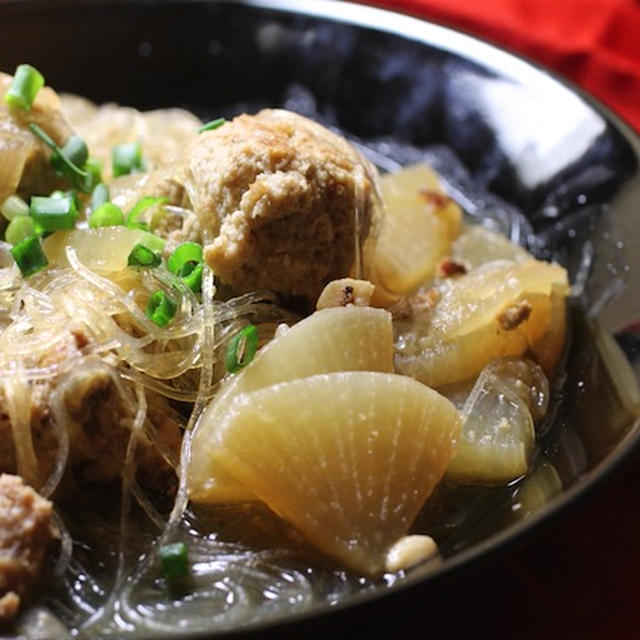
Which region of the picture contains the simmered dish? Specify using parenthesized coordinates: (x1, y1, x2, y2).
(0, 65, 569, 634)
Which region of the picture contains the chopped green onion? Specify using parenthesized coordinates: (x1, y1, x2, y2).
(50, 135, 88, 176)
(5, 216, 36, 245)
(4, 64, 44, 110)
(126, 195, 168, 230)
(181, 262, 203, 293)
(167, 242, 204, 294)
(158, 542, 188, 578)
(127, 243, 161, 268)
(198, 117, 226, 134)
(29, 124, 90, 191)
(178, 261, 197, 277)
(146, 290, 177, 328)
(10, 235, 48, 277)
(30, 195, 77, 231)
(138, 230, 166, 253)
(112, 141, 144, 177)
(29, 123, 56, 148)
(91, 183, 110, 211)
(0, 195, 29, 221)
(82, 158, 103, 193)
(225, 324, 258, 374)
(50, 188, 82, 211)
(167, 242, 203, 275)
(89, 202, 124, 229)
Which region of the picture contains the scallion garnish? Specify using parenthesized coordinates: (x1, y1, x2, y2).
(167, 242, 204, 294)
(30, 195, 77, 231)
(5, 215, 36, 246)
(50, 135, 88, 176)
(127, 243, 161, 268)
(0, 195, 29, 221)
(126, 195, 168, 230)
(112, 141, 145, 177)
(10, 235, 48, 277)
(50, 188, 82, 211)
(91, 183, 110, 211)
(29, 124, 90, 191)
(4, 64, 44, 111)
(181, 262, 203, 293)
(158, 542, 188, 578)
(89, 202, 124, 229)
(138, 230, 166, 253)
(82, 158, 103, 193)
(167, 242, 203, 275)
(198, 117, 226, 134)
(146, 290, 177, 328)
(225, 324, 258, 373)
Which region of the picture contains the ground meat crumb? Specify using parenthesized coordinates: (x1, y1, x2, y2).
(437, 257, 467, 278)
(497, 299, 533, 330)
(419, 189, 450, 208)
(342, 286, 355, 305)
(0, 474, 55, 621)
(316, 278, 375, 310)
(412, 288, 442, 316)
(0, 592, 19, 620)
(71, 329, 89, 350)
(389, 287, 442, 320)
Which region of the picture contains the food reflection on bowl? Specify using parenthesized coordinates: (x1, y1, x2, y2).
(0, 1, 639, 638)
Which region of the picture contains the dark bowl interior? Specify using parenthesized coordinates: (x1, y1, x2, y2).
(1, 0, 640, 637)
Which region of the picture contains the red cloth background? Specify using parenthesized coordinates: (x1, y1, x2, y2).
(347, 2, 640, 639)
(361, 0, 640, 134)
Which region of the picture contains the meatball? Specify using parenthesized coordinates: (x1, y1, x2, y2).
(0, 474, 55, 621)
(153, 109, 380, 307)
(0, 325, 181, 494)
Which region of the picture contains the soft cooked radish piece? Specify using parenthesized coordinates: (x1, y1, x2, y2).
(510, 460, 562, 521)
(43, 227, 158, 273)
(394, 259, 569, 387)
(382, 163, 461, 241)
(529, 286, 568, 374)
(434, 260, 566, 339)
(372, 163, 462, 295)
(450, 224, 533, 271)
(447, 358, 549, 486)
(188, 306, 395, 503)
(210, 371, 461, 576)
(397, 322, 530, 389)
(493, 357, 550, 422)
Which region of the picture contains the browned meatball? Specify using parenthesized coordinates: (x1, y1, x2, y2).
(0, 474, 55, 621)
(157, 109, 380, 306)
(0, 325, 181, 494)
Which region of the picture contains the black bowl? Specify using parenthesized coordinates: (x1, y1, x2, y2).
(1, 1, 640, 638)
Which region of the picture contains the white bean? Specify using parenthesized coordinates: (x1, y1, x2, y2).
(385, 535, 439, 573)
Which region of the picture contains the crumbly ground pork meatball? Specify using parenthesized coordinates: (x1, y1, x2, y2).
(194, 110, 378, 305)
(0, 474, 55, 621)
(144, 109, 380, 307)
(0, 326, 181, 494)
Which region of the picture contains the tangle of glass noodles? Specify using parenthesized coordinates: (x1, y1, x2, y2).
(0, 223, 295, 583)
